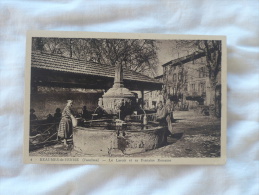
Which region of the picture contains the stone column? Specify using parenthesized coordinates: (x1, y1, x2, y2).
(113, 63, 124, 88)
(141, 89, 144, 108)
(102, 62, 135, 115)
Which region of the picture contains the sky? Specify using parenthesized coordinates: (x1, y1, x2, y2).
(35, 37, 197, 77)
(155, 40, 196, 76)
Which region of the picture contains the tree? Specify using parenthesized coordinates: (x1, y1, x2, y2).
(162, 61, 188, 109)
(195, 40, 222, 117)
(82, 39, 158, 77)
(176, 64, 188, 107)
(32, 37, 44, 52)
(32, 38, 158, 77)
(170, 40, 222, 116)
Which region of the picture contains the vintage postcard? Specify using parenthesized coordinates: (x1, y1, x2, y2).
(24, 31, 227, 165)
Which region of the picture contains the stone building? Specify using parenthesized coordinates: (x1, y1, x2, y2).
(162, 51, 221, 109)
(143, 75, 163, 110)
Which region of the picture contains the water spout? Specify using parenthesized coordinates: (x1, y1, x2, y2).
(90, 106, 100, 126)
(140, 107, 147, 125)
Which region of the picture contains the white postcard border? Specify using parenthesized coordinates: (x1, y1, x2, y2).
(24, 31, 227, 165)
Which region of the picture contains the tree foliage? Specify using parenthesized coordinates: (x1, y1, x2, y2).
(195, 40, 222, 86)
(32, 37, 158, 77)
(173, 40, 222, 86)
(171, 40, 222, 116)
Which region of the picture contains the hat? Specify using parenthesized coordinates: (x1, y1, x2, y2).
(55, 108, 61, 112)
(67, 100, 73, 103)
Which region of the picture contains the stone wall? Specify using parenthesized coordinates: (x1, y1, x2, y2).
(73, 126, 167, 156)
(30, 91, 103, 119)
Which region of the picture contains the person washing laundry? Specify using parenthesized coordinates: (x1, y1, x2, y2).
(58, 100, 76, 146)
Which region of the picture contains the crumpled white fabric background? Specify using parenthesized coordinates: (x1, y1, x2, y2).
(0, 0, 258, 194)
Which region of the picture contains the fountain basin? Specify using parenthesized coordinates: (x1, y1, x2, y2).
(73, 123, 167, 156)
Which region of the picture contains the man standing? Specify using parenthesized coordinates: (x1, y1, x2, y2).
(156, 101, 174, 139)
(165, 98, 174, 134)
(156, 101, 167, 126)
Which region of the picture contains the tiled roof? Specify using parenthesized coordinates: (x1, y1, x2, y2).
(162, 51, 206, 67)
(31, 52, 162, 85)
(154, 74, 163, 79)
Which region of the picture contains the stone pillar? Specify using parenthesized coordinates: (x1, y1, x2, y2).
(102, 62, 136, 115)
(113, 63, 124, 88)
(141, 89, 144, 108)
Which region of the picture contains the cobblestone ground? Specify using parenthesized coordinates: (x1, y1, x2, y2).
(132, 110, 221, 158)
(30, 110, 221, 158)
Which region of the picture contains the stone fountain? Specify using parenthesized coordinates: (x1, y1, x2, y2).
(102, 63, 136, 117)
(72, 62, 168, 156)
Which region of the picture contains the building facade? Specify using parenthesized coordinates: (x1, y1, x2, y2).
(162, 52, 221, 110)
(143, 75, 164, 110)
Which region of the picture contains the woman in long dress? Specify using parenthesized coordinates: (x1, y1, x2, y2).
(58, 100, 74, 146)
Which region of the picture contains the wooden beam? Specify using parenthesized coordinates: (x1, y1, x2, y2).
(31, 68, 162, 91)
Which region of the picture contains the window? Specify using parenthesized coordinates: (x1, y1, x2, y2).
(183, 74, 186, 83)
(184, 83, 188, 91)
(173, 87, 176, 95)
(200, 82, 206, 93)
(199, 67, 206, 78)
(178, 74, 182, 81)
(191, 83, 195, 91)
(152, 91, 156, 98)
(173, 73, 177, 82)
(168, 74, 173, 82)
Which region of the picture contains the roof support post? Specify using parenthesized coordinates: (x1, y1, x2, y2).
(141, 89, 144, 108)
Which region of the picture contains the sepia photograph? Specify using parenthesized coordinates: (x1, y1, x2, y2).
(24, 31, 226, 165)
(2, 0, 258, 194)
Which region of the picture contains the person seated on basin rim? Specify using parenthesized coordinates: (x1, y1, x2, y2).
(58, 100, 75, 146)
(30, 109, 38, 121)
(81, 105, 89, 120)
(54, 108, 62, 122)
